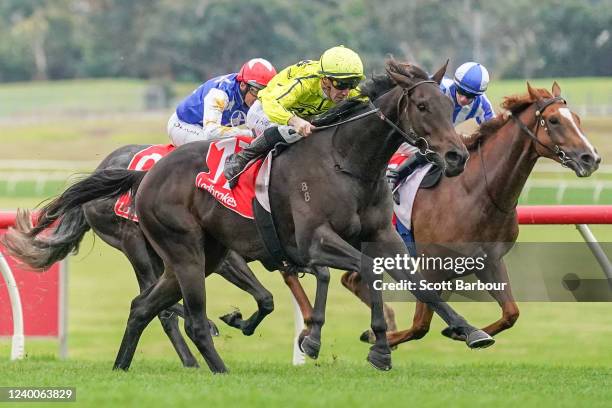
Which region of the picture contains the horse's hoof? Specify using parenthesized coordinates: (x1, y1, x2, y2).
(112, 364, 129, 372)
(241, 327, 255, 336)
(299, 335, 321, 359)
(466, 329, 495, 349)
(209, 321, 220, 337)
(183, 359, 200, 369)
(441, 326, 466, 342)
(367, 349, 392, 371)
(219, 311, 242, 329)
(359, 329, 375, 344)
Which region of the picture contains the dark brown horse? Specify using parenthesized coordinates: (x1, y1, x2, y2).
(3, 144, 276, 368)
(4, 60, 494, 373)
(337, 82, 600, 347)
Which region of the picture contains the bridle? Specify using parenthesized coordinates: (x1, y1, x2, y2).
(510, 96, 573, 167)
(375, 80, 439, 161)
(479, 96, 571, 213)
(315, 79, 442, 162)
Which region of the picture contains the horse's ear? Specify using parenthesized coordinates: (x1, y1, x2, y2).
(386, 67, 413, 88)
(431, 59, 449, 84)
(526, 82, 541, 101)
(552, 81, 562, 97)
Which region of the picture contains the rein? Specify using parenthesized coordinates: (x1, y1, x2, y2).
(315, 80, 438, 155)
(479, 96, 569, 213)
(322, 80, 441, 183)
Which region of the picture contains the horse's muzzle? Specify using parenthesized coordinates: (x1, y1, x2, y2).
(443, 149, 468, 177)
(569, 150, 601, 177)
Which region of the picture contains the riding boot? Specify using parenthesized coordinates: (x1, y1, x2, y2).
(387, 153, 432, 204)
(224, 127, 286, 188)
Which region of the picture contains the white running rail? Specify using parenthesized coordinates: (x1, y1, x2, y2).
(0, 251, 25, 360)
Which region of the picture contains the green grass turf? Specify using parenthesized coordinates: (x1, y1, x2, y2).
(1, 195, 612, 406)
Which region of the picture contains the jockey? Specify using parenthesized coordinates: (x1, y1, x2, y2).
(443, 61, 495, 126)
(223, 45, 365, 186)
(167, 58, 277, 146)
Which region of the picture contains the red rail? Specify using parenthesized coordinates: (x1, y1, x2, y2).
(3, 207, 612, 227)
(517, 205, 612, 225)
(0, 211, 40, 229)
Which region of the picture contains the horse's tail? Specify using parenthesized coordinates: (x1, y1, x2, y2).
(1, 169, 146, 270)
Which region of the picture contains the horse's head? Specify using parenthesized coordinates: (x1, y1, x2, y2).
(385, 60, 468, 177)
(523, 82, 600, 177)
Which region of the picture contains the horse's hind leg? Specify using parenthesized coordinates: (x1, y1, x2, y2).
(176, 258, 227, 373)
(146, 222, 227, 373)
(113, 273, 182, 370)
(121, 232, 199, 368)
(216, 251, 274, 336)
(340, 271, 398, 338)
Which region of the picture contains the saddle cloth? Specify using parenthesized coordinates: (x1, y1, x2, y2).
(114, 144, 176, 222)
(195, 136, 267, 219)
(391, 152, 433, 230)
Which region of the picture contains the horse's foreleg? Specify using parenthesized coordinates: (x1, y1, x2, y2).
(480, 301, 520, 336)
(216, 251, 274, 336)
(479, 261, 519, 336)
(305, 227, 391, 371)
(386, 301, 434, 347)
(297, 266, 330, 359)
(441, 260, 519, 341)
(366, 227, 494, 350)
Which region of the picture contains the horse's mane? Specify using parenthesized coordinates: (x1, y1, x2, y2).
(313, 59, 429, 127)
(463, 86, 554, 150)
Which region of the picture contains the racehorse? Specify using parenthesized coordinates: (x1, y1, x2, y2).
(336, 82, 601, 346)
(3, 144, 276, 368)
(4, 60, 493, 373)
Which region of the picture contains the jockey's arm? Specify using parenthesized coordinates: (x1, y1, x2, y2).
(202, 88, 250, 139)
(475, 93, 496, 125)
(260, 79, 303, 125)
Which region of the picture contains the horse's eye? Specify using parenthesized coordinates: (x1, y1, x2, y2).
(417, 103, 427, 112)
(548, 116, 559, 125)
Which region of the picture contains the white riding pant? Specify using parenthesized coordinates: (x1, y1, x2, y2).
(167, 113, 207, 147)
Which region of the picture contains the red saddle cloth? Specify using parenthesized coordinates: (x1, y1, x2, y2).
(114, 144, 176, 222)
(389, 151, 411, 169)
(195, 136, 263, 219)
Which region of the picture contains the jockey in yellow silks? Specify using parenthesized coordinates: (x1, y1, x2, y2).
(224, 45, 366, 187)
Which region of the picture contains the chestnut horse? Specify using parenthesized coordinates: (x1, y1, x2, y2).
(338, 82, 600, 347)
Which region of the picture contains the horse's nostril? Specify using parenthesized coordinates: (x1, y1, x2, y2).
(445, 150, 464, 166)
(580, 153, 595, 167)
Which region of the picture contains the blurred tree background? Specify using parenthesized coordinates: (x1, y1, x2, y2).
(0, 0, 610, 83)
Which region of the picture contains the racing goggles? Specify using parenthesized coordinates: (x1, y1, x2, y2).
(456, 87, 478, 100)
(329, 77, 360, 90)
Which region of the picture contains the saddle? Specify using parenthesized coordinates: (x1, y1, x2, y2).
(394, 153, 443, 189)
